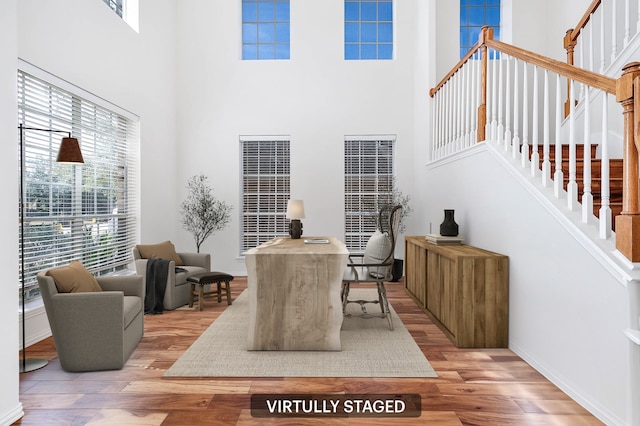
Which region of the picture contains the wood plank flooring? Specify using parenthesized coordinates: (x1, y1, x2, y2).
(16, 277, 603, 425)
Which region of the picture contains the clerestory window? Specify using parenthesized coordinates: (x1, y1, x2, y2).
(345, 0, 394, 60)
(460, 0, 500, 58)
(242, 0, 291, 60)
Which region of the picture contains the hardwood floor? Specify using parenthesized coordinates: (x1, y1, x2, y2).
(16, 277, 603, 425)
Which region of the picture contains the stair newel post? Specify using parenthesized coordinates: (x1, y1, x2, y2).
(564, 29, 577, 117)
(477, 26, 493, 143)
(615, 62, 640, 261)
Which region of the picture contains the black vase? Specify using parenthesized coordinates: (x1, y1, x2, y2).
(439, 209, 459, 236)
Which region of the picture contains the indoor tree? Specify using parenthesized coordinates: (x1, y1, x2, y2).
(180, 174, 232, 253)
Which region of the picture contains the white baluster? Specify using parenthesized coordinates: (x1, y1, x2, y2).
(521, 63, 529, 167)
(497, 54, 504, 147)
(599, 93, 612, 238)
(589, 15, 594, 73)
(512, 60, 521, 159)
(531, 66, 540, 176)
(455, 70, 461, 152)
(625, 0, 631, 47)
(568, 79, 579, 211)
(612, 0, 618, 63)
(600, 8, 606, 74)
(491, 50, 498, 140)
(582, 87, 593, 223)
(504, 56, 512, 151)
(579, 36, 585, 101)
(542, 69, 552, 187)
(554, 74, 564, 198)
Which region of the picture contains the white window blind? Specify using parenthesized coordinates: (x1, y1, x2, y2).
(240, 138, 290, 253)
(18, 70, 139, 301)
(344, 137, 395, 252)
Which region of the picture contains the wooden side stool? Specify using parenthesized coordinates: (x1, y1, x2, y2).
(187, 272, 234, 311)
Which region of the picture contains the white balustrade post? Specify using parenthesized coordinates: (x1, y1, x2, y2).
(497, 54, 504, 147)
(582, 88, 593, 223)
(542, 70, 552, 187)
(521, 63, 529, 166)
(512, 60, 521, 159)
(612, 0, 618, 62)
(504, 56, 512, 151)
(600, 9, 606, 73)
(625, 0, 631, 47)
(554, 74, 564, 198)
(568, 79, 579, 211)
(531, 66, 540, 176)
(599, 94, 612, 238)
(491, 50, 498, 140)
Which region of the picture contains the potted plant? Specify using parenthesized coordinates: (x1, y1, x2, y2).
(180, 174, 232, 253)
(367, 179, 412, 282)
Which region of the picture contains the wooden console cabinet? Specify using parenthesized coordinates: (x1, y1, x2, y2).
(404, 236, 509, 348)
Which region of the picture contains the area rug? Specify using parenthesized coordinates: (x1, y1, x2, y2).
(164, 288, 437, 378)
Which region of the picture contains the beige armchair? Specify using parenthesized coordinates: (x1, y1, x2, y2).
(37, 265, 144, 372)
(133, 241, 210, 310)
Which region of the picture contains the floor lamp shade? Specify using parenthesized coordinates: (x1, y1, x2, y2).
(56, 137, 84, 164)
(18, 125, 84, 373)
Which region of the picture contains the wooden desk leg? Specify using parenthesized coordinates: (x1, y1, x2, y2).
(189, 283, 195, 308)
(198, 285, 204, 311)
(225, 281, 232, 305)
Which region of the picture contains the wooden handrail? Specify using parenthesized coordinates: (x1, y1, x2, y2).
(430, 43, 482, 97)
(430, 26, 616, 99)
(566, 0, 602, 44)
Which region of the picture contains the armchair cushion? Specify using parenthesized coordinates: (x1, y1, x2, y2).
(136, 240, 184, 266)
(46, 260, 102, 293)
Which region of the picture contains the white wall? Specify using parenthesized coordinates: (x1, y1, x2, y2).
(17, 0, 178, 245)
(173, 0, 419, 274)
(419, 144, 628, 424)
(0, 1, 23, 424)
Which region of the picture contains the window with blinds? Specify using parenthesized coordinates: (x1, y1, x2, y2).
(344, 137, 395, 252)
(240, 138, 290, 253)
(18, 70, 139, 302)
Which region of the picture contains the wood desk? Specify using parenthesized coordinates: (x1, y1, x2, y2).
(245, 236, 349, 351)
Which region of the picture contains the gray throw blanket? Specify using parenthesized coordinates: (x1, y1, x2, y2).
(144, 258, 171, 314)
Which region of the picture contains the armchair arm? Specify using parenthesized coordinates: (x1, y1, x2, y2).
(98, 275, 144, 298)
(178, 252, 211, 270)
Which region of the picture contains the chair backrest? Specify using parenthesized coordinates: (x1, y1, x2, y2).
(378, 204, 402, 265)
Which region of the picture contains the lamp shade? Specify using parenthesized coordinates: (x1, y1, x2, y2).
(56, 137, 84, 164)
(286, 200, 305, 219)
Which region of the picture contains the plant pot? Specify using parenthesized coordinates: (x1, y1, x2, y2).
(391, 258, 404, 282)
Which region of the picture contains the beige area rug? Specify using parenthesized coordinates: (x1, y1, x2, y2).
(164, 288, 437, 378)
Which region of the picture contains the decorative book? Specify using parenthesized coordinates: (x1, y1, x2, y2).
(425, 234, 464, 245)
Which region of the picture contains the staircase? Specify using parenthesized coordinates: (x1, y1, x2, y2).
(532, 144, 624, 227)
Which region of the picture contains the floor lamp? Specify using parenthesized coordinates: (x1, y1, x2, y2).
(18, 124, 84, 373)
